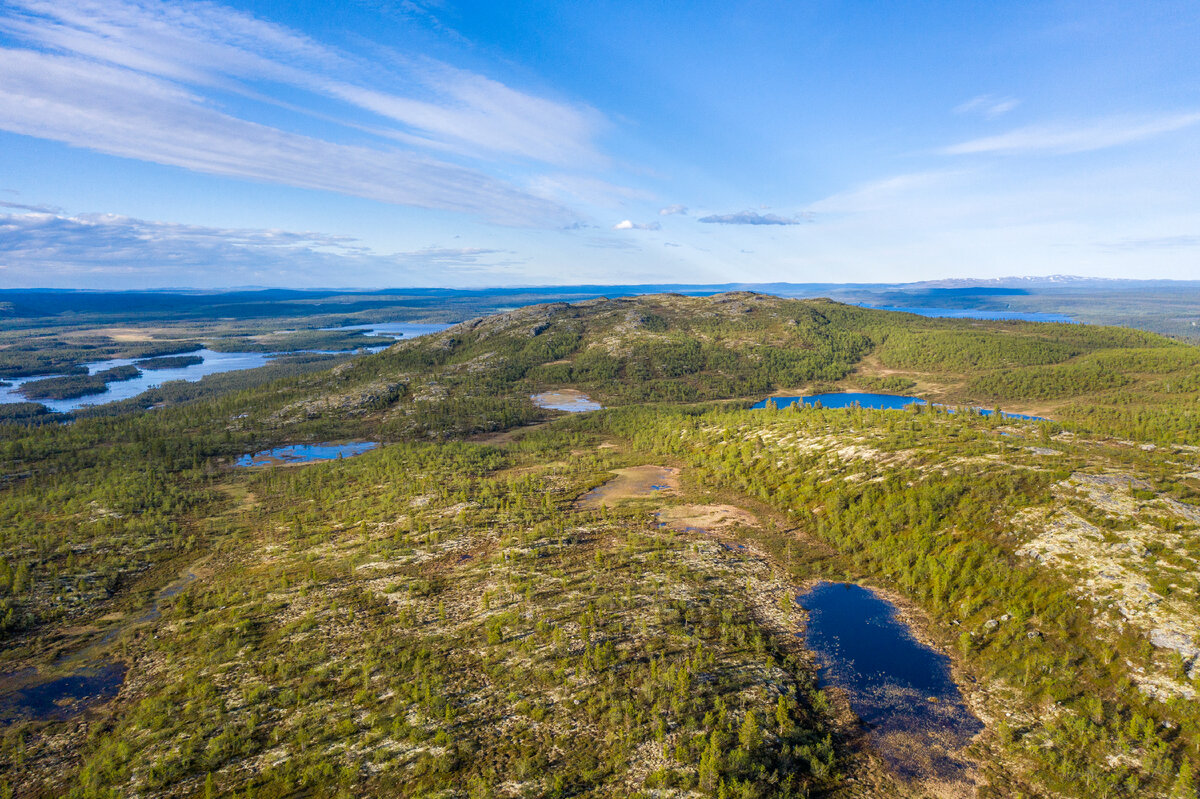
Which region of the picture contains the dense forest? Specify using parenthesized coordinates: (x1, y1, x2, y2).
(0, 293, 1197, 798)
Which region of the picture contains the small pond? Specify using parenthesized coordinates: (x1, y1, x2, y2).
(0, 662, 127, 725)
(235, 441, 379, 467)
(798, 582, 982, 783)
(532, 390, 602, 412)
(754, 392, 1045, 420)
(753, 392, 923, 411)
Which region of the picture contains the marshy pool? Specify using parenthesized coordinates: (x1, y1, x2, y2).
(235, 441, 379, 466)
(0, 566, 200, 725)
(798, 582, 982, 784)
(0, 662, 127, 725)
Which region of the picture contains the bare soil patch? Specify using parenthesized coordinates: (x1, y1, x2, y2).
(574, 465, 679, 508)
(656, 503, 758, 532)
(531, 389, 602, 412)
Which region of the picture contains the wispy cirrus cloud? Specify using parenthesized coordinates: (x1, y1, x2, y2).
(0, 0, 616, 225)
(697, 210, 804, 226)
(0, 0, 606, 166)
(0, 49, 572, 226)
(0, 209, 518, 287)
(954, 94, 1020, 118)
(613, 219, 660, 230)
(0, 198, 61, 213)
(659, 204, 687, 216)
(943, 112, 1200, 155)
(1100, 234, 1200, 251)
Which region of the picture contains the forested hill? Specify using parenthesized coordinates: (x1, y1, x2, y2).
(4, 292, 1200, 799)
(184, 291, 1198, 445)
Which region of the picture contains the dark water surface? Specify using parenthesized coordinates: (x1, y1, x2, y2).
(0, 567, 200, 725)
(235, 441, 379, 466)
(0, 663, 127, 724)
(798, 582, 982, 782)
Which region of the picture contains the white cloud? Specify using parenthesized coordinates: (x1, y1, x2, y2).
(0, 208, 518, 287)
(0, 0, 643, 225)
(943, 112, 1200, 155)
(954, 94, 1021, 118)
(0, 48, 574, 226)
(807, 171, 966, 215)
(0, 0, 607, 167)
(697, 211, 804, 225)
(613, 219, 660, 230)
(787, 156, 1200, 282)
(659, 204, 688, 216)
(1100, 234, 1200, 251)
(527, 173, 655, 207)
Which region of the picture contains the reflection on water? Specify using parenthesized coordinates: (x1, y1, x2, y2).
(328, 322, 452, 340)
(0, 324, 451, 414)
(754, 392, 1045, 420)
(753, 392, 922, 411)
(235, 441, 379, 466)
(798, 582, 982, 784)
(0, 663, 127, 725)
(0, 349, 274, 413)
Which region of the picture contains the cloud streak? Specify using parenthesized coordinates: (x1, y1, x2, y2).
(0, 0, 606, 167)
(954, 94, 1020, 118)
(0, 209, 517, 287)
(0, 0, 624, 225)
(943, 112, 1200, 155)
(1101, 234, 1200, 251)
(613, 219, 660, 230)
(0, 48, 574, 226)
(697, 211, 803, 226)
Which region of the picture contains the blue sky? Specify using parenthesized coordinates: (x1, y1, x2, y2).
(0, 0, 1198, 288)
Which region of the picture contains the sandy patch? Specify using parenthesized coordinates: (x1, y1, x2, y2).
(657, 504, 758, 532)
(575, 465, 679, 508)
(531, 389, 602, 412)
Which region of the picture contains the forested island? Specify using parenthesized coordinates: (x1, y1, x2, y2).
(17, 365, 142, 401)
(135, 355, 205, 370)
(0, 293, 1197, 799)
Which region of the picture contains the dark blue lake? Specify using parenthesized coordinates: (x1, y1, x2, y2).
(752, 392, 922, 410)
(325, 322, 452, 343)
(235, 441, 379, 467)
(799, 582, 982, 782)
(753, 393, 1045, 420)
(855, 304, 1077, 323)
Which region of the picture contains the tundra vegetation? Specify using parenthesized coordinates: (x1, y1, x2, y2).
(0, 293, 1197, 798)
